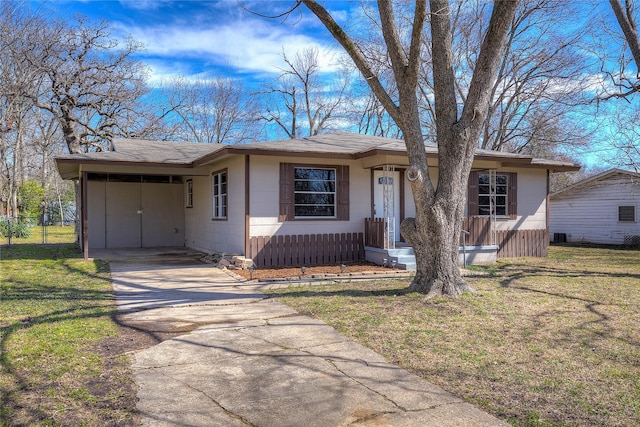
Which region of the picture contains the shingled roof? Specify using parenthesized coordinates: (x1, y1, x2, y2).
(55, 131, 580, 179)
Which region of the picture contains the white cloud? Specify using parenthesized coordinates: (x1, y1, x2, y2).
(118, 17, 341, 76)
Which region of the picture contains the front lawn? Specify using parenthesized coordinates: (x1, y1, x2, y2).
(267, 245, 640, 427)
(0, 245, 136, 426)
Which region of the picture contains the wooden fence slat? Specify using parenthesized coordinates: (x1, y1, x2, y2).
(325, 234, 331, 264)
(292, 235, 299, 266)
(284, 235, 291, 266)
(263, 236, 271, 266)
(248, 232, 365, 267)
(301, 234, 308, 265)
(310, 234, 315, 264)
(340, 233, 351, 262)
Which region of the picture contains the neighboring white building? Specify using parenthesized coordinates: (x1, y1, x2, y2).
(550, 169, 640, 245)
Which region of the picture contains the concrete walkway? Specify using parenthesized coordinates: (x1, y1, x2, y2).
(97, 248, 508, 427)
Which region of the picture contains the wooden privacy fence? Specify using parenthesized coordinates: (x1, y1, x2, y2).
(365, 216, 494, 248)
(496, 229, 548, 258)
(365, 216, 547, 258)
(248, 233, 365, 267)
(461, 216, 492, 246)
(364, 218, 385, 248)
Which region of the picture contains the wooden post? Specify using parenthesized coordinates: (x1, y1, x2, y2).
(81, 171, 89, 260)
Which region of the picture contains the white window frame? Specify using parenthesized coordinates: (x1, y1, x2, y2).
(293, 167, 337, 219)
(212, 170, 227, 220)
(478, 173, 508, 217)
(186, 179, 193, 208)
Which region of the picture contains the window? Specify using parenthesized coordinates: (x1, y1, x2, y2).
(186, 179, 193, 208)
(468, 171, 517, 219)
(478, 173, 508, 216)
(279, 163, 349, 221)
(619, 205, 635, 222)
(212, 170, 227, 219)
(294, 167, 336, 217)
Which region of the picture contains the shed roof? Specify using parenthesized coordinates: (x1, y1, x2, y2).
(550, 168, 640, 198)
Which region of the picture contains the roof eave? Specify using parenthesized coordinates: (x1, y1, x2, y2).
(193, 146, 354, 166)
(55, 157, 194, 180)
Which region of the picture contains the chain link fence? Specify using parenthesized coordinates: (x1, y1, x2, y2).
(1, 209, 76, 245)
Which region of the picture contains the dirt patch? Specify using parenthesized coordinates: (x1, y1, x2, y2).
(232, 262, 403, 281)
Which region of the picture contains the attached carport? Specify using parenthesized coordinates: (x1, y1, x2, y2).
(86, 173, 185, 249)
(55, 139, 219, 259)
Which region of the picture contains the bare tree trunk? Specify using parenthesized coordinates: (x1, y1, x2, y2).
(402, 0, 518, 296)
(609, 0, 640, 68)
(302, 0, 517, 297)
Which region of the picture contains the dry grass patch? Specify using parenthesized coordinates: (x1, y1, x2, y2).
(267, 245, 640, 427)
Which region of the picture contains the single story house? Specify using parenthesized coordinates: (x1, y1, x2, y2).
(550, 168, 640, 245)
(55, 132, 579, 268)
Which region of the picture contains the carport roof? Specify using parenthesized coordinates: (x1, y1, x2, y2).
(55, 131, 580, 179)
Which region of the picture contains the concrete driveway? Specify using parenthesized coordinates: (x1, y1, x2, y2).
(97, 248, 508, 427)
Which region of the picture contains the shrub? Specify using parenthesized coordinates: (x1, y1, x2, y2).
(0, 218, 32, 238)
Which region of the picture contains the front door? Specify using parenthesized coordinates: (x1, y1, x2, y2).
(373, 170, 401, 246)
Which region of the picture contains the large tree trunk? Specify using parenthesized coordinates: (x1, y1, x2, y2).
(401, 0, 517, 297)
(302, 0, 517, 297)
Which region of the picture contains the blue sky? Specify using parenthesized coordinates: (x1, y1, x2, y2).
(41, 0, 350, 85)
(31, 1, 639, 170)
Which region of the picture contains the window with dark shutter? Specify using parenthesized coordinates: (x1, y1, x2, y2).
(279, 163, 349, 221)
(468, 171, 517, 218)
(619, 206, 635, 222)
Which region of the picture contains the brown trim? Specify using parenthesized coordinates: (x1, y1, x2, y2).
(352, 148, 418, 160)
(501, 161, 580, 172)
(245, 156, 250, 258)
(508, 172, 518, 219)
(468, 171, 480, 216)
(195, 147, 353, 167)
(336, 165, 349, 221)
(546, 170, 550, 235)
(370, 169, 375, 218)
(279, 163, 294, 222)
(475, 156, 532, 164)
(211, 168, 228, 221)
(399, 168, 405, 241)
(56, 158, 193, 168)
(81, 172, 89, 260)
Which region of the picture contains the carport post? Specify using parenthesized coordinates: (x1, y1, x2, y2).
(81, 171, 89, 260)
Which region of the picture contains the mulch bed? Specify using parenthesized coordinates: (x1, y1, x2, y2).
(232, 262, 407, 281)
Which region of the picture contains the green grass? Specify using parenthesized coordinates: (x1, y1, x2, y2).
(267, 245, 640, 427)
(0, 244, 134, 426)
(2, 225, 76, 245)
